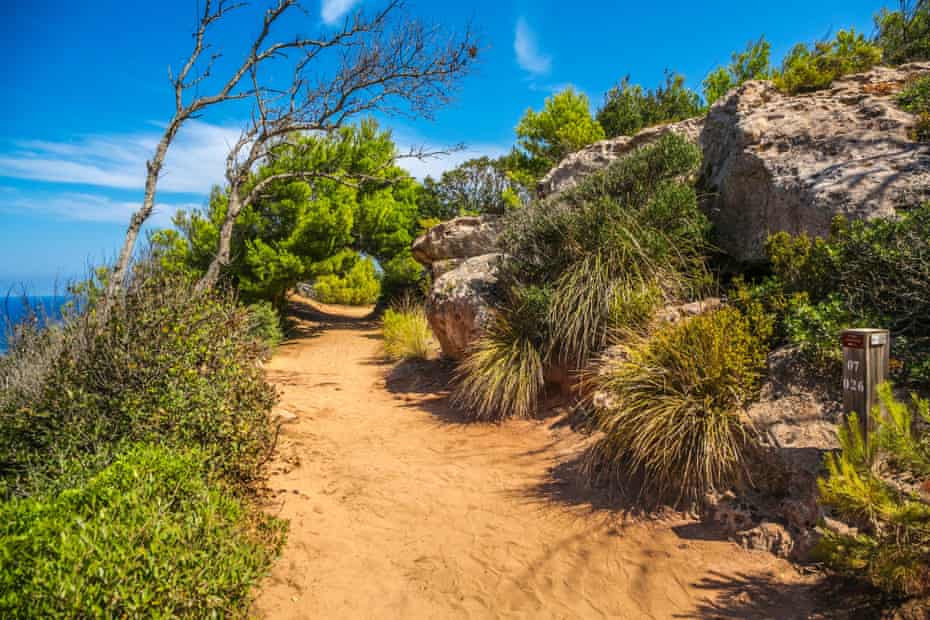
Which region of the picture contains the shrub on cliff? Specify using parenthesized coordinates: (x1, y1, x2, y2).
(766, 206, 930, 386)
(703, 36, 774, 105)
(775, 29, 882, 94)
(585, 306, 771, 504)
(0, 445, 284, 618)
(0, 261, 277, 498)
(876, 1, 930, 65)
(817, 385, 930, 601)
(596, 71, 703, 138)
(897, 76, 930, 141)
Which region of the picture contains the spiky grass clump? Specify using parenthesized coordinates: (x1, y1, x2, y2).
(585, 307, 770, 504)
(451, 287, 550, 422)
(381, 298, 434, 361)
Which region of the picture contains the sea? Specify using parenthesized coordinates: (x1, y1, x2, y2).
(0, 296, 69, 354)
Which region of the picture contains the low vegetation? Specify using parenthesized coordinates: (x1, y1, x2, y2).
(382, 298, 434, 361)
(0, 261, 282, 614)
(0, 445, 284, 618)
(585, 307, 771, 504)
(897, 75, 930, 141)
(817, 385, 930, 600)
(597, 72, 703, 138)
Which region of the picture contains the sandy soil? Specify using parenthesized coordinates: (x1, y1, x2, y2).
(252, 296, 819, 619)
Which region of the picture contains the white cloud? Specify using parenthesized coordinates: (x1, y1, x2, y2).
(0, 187, 201, 225)
(514, 17, 551, 76)
(321, 0, 361, 25)
(0, 121, 242, 195)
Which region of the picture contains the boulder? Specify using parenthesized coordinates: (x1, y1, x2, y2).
(700, 62, 930, 262)
(411, 216, 503, 267)
(426, 253, 502, 360)
(537, 117, 705, 197)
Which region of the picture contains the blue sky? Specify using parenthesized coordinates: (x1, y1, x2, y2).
(1, 0, 882, 294)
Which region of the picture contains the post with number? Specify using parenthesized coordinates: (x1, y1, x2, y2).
(841, 328, 890, 438)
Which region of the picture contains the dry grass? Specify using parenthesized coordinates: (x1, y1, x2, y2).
(381, 298, 434, 361)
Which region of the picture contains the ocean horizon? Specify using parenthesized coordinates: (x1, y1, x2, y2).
(0, 295, 69, 354)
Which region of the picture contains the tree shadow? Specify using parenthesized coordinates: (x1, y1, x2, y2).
(675, 570, 887, 620)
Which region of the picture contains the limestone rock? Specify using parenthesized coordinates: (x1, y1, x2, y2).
(426, 253, 502, 359)
(701, 62, 930, 262)
(411, 216, 503, 266)
(538, 116, 705, 197)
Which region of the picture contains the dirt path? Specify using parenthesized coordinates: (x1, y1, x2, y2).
(252, 297, 818, 619)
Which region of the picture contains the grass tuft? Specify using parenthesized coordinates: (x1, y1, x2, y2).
(381, 297, 434, 361)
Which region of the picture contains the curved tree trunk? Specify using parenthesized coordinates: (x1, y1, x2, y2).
(197, 186, 244, 292)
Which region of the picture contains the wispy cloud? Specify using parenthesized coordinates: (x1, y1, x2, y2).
(514, 17, 551, 76)
(0, 121, 242, 195)
(321, 0, 361, 25)
(0, 187, 201, 225)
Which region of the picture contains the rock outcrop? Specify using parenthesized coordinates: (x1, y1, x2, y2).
(701, 62, 930, 262)
(537, 117, 704, 197)
(412, 216, 504, 359)
(425, 253, 502, 359)
(411, 215, 503, 270)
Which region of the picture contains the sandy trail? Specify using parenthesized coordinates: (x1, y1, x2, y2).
(253, 296, 817, 619)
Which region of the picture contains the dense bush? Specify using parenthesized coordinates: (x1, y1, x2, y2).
(876, 1, 930, 65)
(502, 132, 711, 367)
(451, 288, 549, 421)
(596, 72, 703, 138)
(248, 300, 285, 351)
(0, 445, 284, 618)
(312, 256, 381, 306)
(817, 385, 930, 599)
(775, 29, 882, 94)
(381, 298, 434, 360)
(379, 251, 428, 304)
(703, 37, 773, 105)
(766, 207, 930, 386)
(0, 263, 277, 498)
(585, 307, 771, 504)
(897, 76, 930, 141)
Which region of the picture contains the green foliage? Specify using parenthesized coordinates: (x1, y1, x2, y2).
(775, 29, 882, 94)
(451, 288, 549, 422)
(380, 250, 427, 303)
(381, 297, 434, 360)
(501, 133, 711, 367)
(504, 87, 606, 185)
(783, 294, 860, 371)
(153, 119, 421, 308)
(897, 76, 930, 141)
(766, 207, 930, 386)
(0, 263, 277, 498)
(247, 301, 284, 350)
(419, 157, 524, 217)
(312, 255, 381, 306)
(817, 385, 930, 598)
(703, 37, 773, 104)
(596, 71, 703, 138)
(0, 445, 284, 618)
(586, 307, 770, 504)
(876, 1, 930, 65)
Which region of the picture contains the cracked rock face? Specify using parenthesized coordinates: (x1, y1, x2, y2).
(411, 216, 503, 267)
(425, 253, 502, 360)
(700, 62, 930, 262)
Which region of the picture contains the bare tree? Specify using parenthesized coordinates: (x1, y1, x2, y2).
(197, 6, 475, 289)
(108, 0, 476, 302)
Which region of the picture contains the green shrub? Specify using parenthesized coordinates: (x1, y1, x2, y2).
(381, 298, 434, 360)
(703, 36, 774, 105)
(775, 29, 882, 94)
(876, 1, 930, 65)
(501, 133, 711, 368)
(312, 256, 381, 306)
(596, 71, 703, 138)
(817, 385, 930, 599)
(585, 307, 771, 504)
(451, 287, 550, 421)
(766, 207, 930, 386)
(0, 445, 284, 618)
(0, 263, 277, 497)
(897, 76, 930, 142)
(248, 301, 284, 350)
(784, 294, 861, 371)
(380, 251, 428, 304)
